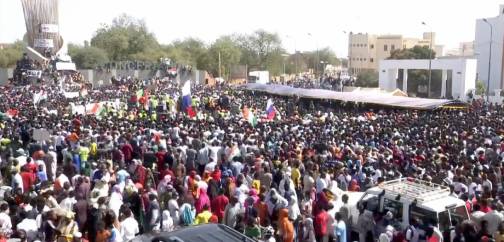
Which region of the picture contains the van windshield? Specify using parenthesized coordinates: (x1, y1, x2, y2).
(438, 205, 469, 232)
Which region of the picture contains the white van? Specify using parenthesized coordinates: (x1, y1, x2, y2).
(346, 178, 470, 233)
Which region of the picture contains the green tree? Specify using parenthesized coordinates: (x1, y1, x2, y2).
(389, 45, 436, 60)
(233, 30, 285, 75)
(68, 44, 109, 69)
(207, 36, 242, 77)
(476, 80, 486, 95)
(91, 14, 161, 61)
(356, 70, 379, 87)
(163, 38, 208, 68)
(0, 41, 25, 68)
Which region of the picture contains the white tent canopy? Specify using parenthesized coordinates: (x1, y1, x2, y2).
(238, 83, 466, 110)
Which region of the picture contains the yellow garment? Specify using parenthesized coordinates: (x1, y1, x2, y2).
(252, 179, 261, 191)
(0, 138, 11, 146)
(90, 142, 98, 156)
(79, 146, 90, 161)
(194, 210, 213, 225)
(291, 168, 301, 188)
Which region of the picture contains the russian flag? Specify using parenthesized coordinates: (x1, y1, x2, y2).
(266, 99, 276, 120)
(181, 80, 196, 118)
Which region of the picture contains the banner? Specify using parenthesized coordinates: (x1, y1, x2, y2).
(33, 129, 51, 142)
(40, 24, 59, 33)
(26, 70, 42, 78)
(34, 39, 54, 48)
(64, 92, 80, 99)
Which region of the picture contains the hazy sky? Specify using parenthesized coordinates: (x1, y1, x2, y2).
(0, 0, 502, 57)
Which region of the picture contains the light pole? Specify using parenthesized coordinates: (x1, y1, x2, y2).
(281, 53, 289, 76)
(285, 35, 298, 75)
(320, 60, 328, 76)
(343, 31, 352, 76)
(422, 22, 433, 98)
(308, 33, 319, 77)
(483, 18, 493, 102)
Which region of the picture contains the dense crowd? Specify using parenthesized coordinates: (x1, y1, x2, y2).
(0, 77, 503, 242)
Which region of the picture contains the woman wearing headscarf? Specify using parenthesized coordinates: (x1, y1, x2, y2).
(168, 191, 180, 226)
(179, 202, 195, 226)
(348, 179, 361, 192)
(266, 188, 288, 214)
(279, 172, 297, 198)
(278, 208, 294, 242)
(161, 210, 174, 232)
(287, 192, 301, 222)
(194, 187, 210, 215)
(300, 211, 316, 242)
(109, 185, 123, 218)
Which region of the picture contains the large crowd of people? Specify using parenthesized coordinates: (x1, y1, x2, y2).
(0, 75, 503, 242)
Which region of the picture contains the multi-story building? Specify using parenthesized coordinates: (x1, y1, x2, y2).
(348, 32, 438, 74)
(444, 42, 475, 57)
(474, 5, 504, 93)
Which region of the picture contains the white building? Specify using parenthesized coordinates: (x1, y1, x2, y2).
(379, 59, 477, 101)
(474, 5, 504, 94)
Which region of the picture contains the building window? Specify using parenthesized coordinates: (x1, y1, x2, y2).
(384, 45, 388, 51)
(370, 44, 374, 49)
(370, 58, 374, 63)
(364, 44, 367, 47)
(391, 45, 395, 51)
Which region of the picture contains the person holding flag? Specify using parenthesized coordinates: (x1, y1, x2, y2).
(181, 80, 196, 118)
(266, 99, 276, 120)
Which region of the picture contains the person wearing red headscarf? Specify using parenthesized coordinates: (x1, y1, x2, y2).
(194, 188, 210, 215)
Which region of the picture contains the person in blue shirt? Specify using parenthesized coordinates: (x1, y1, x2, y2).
(335, 212, 347, 242)
(37, 165, 47, 183)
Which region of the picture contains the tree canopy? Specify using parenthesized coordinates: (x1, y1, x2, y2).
(68, 43, 109, 69)
(0, 41, 25, 68)
(389, 45, 436, 60)
(3, 14, 342, 75)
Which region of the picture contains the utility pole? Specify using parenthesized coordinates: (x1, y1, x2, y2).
(422, 22, 433, 98)
(483, 18, 493, 102)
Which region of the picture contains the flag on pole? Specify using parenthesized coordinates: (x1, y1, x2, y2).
(266, 99, 276, 120)
(181, 80, 195, 118)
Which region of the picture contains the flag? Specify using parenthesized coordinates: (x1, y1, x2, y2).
(86, 103, 101, 115)
(33, 90, 47, 105)
(248, 109, 257, 127)
(136, 89, 144, 99)
(80, 86, 88, 97)
(6, 109, 18, 118)
(96, 105, 108, 118)
(266, 99, 276, 120)
(243, 106, 257, 127)
(181, 80, 195, 118)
